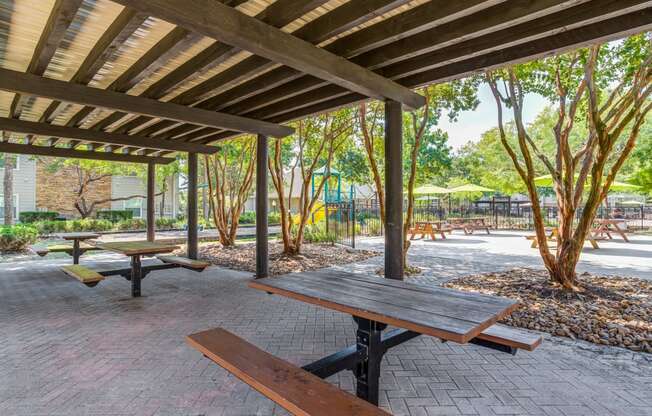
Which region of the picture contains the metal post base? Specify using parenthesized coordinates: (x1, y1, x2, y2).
(354, 317, 387, 405)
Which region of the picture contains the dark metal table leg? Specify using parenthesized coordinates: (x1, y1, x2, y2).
(72, 239, 80, 264)
(354, 317, 386, 405)
(131, 255, 142, 297)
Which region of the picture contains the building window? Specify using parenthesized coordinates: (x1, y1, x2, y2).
(0, 155, 20, 171)
(124, 198, 143, 218)
(0, 194, 18, 221)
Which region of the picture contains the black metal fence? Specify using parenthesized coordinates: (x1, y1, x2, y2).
(325, 199, 652, 247)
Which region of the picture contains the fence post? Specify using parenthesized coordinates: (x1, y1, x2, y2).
(352, 200, 356, 249)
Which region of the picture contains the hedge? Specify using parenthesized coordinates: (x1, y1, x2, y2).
(19, 211, 59, 223)
(96, 210, 134, 222)
(0, 224, 39, 252)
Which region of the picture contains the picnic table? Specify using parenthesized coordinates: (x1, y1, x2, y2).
(408, 220, 451, 240)
(593, 218, 630, 242)
(57, 232, 100, 264)
(448, 217, 491, 234)
(31, 232, 101, 264)
(526, 227, 604, 249)
(96, 241, 179, 297)
(187, 271, 542, 414)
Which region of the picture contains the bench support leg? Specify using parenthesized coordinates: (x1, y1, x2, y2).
(354, 317, 387, 405)
(130, 255, 142, 297)
(73, 240, 80, 265)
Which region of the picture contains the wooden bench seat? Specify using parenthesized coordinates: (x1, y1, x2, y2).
(30, 243, 100, 257)
(61, 265, 104, 287)
(475, 324, 542, 352)
(156, 255, 210, 271)
(187, 328, 390, 416)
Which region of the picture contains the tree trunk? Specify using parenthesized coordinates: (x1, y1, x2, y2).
(3, 154, 15, 225)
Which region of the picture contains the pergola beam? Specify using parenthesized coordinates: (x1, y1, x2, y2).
(0, 117, 218, 154)
(199, 6, 652, 143)
(0, 68, 293, 138)
(111, 0, 426, 110)
(0, 142, 174, 164)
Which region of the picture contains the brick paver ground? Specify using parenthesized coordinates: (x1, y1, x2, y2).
(1, 247, 651, 415)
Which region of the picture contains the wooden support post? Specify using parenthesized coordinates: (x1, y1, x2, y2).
(187, 153, 198, 259)
(147, 161, 156, 242)
(256, 134, 269, 279)
(384, 99, 403, 280)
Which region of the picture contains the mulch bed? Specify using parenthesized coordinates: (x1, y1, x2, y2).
(444, 268, 651, 354)
(197, 242, 379, 276)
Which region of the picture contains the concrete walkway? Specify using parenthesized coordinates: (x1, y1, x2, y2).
(341, 231, 652, 283)
(0, 234, 651, 415)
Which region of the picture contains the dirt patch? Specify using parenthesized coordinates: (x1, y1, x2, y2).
(196, 242, 379, 276)
(444, 268, 651, 354)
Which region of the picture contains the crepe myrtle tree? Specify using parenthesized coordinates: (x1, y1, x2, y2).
(269, 108, 354, 255)
(486, 35, 651, 290)
(204, 137, 256, 247)
(358, 80, 478, 269)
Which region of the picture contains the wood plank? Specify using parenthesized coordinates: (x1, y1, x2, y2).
(0, 117, 218, 154)
(121, 0, 483, 140)
(476, 324, 542, 352)
(111, 0, 426, 110)
(288, 273, 517, 324)
(250, 274, 516, 343)
(0, 68, 293, 138)
(9, 0, 83, 118)
(0, 142, 174, 164)
(187, 328, 391, 416)
(98, 241, 179, 256)
(61, 265, 104, 285)
(156, 255, 210, 270)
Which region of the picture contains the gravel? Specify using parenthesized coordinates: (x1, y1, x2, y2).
(196, 242, 380, 276)
(444, 268, 651, 354)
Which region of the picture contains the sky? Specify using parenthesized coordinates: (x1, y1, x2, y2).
(437, 83, 550, 151)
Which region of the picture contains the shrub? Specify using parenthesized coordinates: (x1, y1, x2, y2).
(96, 210, 134, 222)
(0, 224, 39, 252)
(19, 211, 59, 223)
(268, 211, 281, 224)
(239, 211, 256, 224)
(116, 218, 147, 231)
(31, 220, 68, 235)
(302, 223, 336, 244)
(69, 219, 113, 232)
(155, 217, 178, 230)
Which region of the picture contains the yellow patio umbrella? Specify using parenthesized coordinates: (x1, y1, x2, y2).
(447, 184, 495, 193)
(413, 185, 451, 195)
(533, 174, 641, 192)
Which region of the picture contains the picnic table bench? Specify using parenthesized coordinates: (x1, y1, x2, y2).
(188, 271, 541, 412)
(60, 241, 209, 297)
(592, 218, 630, 242)
(30, 232, 101, 264)
(526, 227, 605, 249)
(447, 217, 491, 235)
(408, 221, 451, 240)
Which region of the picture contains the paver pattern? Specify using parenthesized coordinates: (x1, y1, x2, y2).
(1, 243, 651, 416)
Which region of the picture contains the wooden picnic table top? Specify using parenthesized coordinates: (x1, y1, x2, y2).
(250, 270, 518, 344)
(55, 232, 101, 240)
(595, 218, 627, 224)
(97, 241, 179, 256)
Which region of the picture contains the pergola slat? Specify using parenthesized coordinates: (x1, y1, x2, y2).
(9, 0, 83, 118)
(196, 6, 652, 143)
(99, 0, 343, 137)
(0, 142, 175, 164)
(0, 68, 293, 138)
(0, 117, 218, 154)
(111, 0, 426, 110)
(120, 0, 477, 140)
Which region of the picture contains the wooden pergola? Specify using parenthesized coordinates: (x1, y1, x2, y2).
(0, 0, 649, 271)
